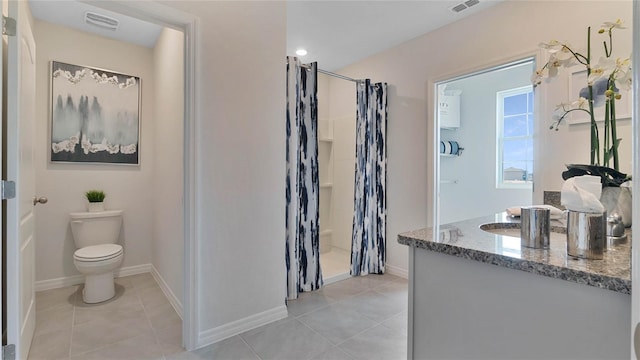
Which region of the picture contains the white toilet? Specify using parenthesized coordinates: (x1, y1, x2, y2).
(70, 210, 124, 303)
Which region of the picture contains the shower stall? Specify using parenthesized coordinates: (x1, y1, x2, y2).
(317, 72, 356, 284)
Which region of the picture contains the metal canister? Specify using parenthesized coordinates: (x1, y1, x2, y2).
(520, 206, 550, 249)
(566, 210, 606, 259)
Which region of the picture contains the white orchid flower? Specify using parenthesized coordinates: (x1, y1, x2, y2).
(587, 56, 616, 85)
(571, 97, 589, 109)
(539, 40, 563, 51)
(615, 68, 632, 91)
(602, 19, 625, 30)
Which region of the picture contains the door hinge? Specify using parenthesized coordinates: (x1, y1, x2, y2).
(3, 15, 16, 36)
(2, 344, 15, 360)
(1, 180, 16, 200)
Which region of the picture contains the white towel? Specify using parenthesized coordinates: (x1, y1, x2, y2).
(506, 205, 564, 219)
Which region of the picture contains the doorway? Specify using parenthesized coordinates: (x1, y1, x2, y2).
(2, 1, 198, 356)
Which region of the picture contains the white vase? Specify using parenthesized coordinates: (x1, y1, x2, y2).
(600, 185, 632, 227)
(88, 202, 105, 212)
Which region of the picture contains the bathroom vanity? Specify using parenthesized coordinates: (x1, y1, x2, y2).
(399, 212, 631, 359)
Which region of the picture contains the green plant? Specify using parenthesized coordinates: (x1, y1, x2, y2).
(85, 190, 106, 203)
(532, 19, 631, 171)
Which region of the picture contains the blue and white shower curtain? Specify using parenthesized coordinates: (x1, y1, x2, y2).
(351, 80, 387, 275)
(285, 56, 323, 300)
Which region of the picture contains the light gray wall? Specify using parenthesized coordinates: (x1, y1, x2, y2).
(162, 1, 288, 334)
(152, 27, 184, 307)
(33, 20, 155, 281)
(439, 63, 533, 224)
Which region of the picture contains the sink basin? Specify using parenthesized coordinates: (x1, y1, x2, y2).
(480, 223, 566, 238)
(479, 223, 521, 237)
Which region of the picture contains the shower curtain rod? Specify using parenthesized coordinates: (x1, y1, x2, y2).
(318, 68, 360, 83)
(301, 63, 360, 83)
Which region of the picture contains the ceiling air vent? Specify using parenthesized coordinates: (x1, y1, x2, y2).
(451, 0, 480, 13)
(451, 3, 467, 13)
(465, 0, 480, 8)
(84, 11, 119, 31)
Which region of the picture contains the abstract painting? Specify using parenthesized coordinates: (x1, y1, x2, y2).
(50, 61, 140, 164)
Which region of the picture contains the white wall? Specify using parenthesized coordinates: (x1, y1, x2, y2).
(33, 21, 155, 281)
(328, 79, 356, 252)
(439, 63, 533, 224)
(152, 27, 184, 306)
(317, 73, 332, 253)
(334, 0, 632, 273)
(162, 1, 287, 336)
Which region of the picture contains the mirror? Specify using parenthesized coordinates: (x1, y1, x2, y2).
(436, 58, 536, 226)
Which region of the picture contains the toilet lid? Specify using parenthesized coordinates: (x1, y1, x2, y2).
(74, 244, 123, 262)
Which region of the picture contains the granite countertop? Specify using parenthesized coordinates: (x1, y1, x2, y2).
(398, 212, 631, 294)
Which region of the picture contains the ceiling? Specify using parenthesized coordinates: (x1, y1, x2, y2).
(29, 1, 502, 70)
(287, 0, 503, 71)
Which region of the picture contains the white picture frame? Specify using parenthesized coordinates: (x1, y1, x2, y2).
(567, 67, 631, 125)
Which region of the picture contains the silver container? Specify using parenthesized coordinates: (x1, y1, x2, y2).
(520, 206, 550, 249)
(566, 210, 606, 259)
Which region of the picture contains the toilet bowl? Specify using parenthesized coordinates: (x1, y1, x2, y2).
(70, 210, 124, 304)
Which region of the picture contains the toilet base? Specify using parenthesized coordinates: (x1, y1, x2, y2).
(82, 272, 115, 303)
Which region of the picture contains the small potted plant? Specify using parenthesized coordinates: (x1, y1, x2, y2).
(85, 190, 106, 212)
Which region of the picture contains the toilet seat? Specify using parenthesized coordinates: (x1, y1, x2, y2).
(74, 244, 123, 262)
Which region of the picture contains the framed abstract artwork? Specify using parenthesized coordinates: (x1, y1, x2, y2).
(50, 61, 141, 164)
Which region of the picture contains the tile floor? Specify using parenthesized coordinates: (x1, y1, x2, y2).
(29, 273, 408, 360)
(29, 273, 183, 360)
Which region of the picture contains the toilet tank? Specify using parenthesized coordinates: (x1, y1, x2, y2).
(69, 210, 123, 248)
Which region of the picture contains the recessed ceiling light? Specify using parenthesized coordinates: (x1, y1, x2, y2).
(296, 49, 308, 56)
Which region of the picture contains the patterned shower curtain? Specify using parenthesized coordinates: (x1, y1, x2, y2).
(351, 80, 388, 276)
(285, 56, 323, 300)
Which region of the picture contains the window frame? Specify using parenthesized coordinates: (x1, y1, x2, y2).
(496, 85, 534, 190)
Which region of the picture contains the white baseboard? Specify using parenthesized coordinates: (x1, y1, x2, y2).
(197, 305, 288, 348)
(35, 263, 152, 292)
(151, 265, 184, 319)
(386, 264, 409, 279)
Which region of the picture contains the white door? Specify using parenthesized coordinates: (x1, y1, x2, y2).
(5, 0, 37, 358)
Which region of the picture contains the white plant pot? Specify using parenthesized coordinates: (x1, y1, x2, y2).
(88, 202, 105, 212)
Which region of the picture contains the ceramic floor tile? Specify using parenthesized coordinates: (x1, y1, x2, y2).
(338, 324, 407, 360)
(127, 272, 160, 290)
(239, 315, 295, 338)
(243, 319, 332, 360)
(310, 346, 355, 360)
(28, 328, 72, 360)
(73, 296, 145, 325)
(70, 309, 154, 356)
(286, 291, 335, 317)
(340, 290, 406, 323)
(298, 302, 378, 345)
(156, 322, 183, 348)
(147, 300, 182, 331)
(35, 285, 77, 312)
(380, 311, 408, 334)
(319, 278, 368, 302)
(69, 333, 165, 360)
(138, 286, 171, 312)
(186, 336, 259, 360)
(34, 305, 74, 337)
